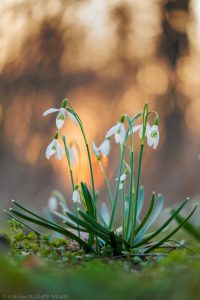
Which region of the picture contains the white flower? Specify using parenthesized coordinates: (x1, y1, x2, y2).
(48, 196, 58, 211)
(147, 124, 159, 149)
(72, 190, 81, 204)
(106, 122, 126, 145)
(132, 123, 151, 139)
(132, 123, 159, 149)
(46, 139, 63, 160)
(43, 107, 78, 129)
(68, 147, 77, 165)
(116, 172, 127, 190)
(92, 139, 110, 158)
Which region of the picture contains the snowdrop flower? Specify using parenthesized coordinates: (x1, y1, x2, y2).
(46, 134, 63, 160)
(132, 123, 151, 139)
(68, 146, 77, 165)
(43, 100, 78, 129)
(72, 189, 81, 204)
(92, 139, 110, 159)
(48, 196, 58, 211)
(147, 124, 159, 149)
(106, 121, 126, 145)
(133, 122, 159, 149)
(116, 172, 127, 190)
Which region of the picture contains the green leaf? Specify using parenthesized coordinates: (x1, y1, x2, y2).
(137, 186, 145, 219)
(135, 193, 164, 242)
(132, 197, 189, 248)
(144, 204, 197, 253)
(135, 192, 155, 235)
(66, 211, 110, 243)
(78, 210, 110, 237)
(174, 211, 200, 241)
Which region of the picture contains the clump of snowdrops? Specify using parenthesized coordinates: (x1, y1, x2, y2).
(5, 99, 197, 256)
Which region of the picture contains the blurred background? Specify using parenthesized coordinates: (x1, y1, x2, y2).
(0, 0, 200, 212)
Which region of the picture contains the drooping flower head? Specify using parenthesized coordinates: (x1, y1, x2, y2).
(48, 196, 58, 211)
(43, 99, 78, 129)
(106, 116, 126, 145)
(46, 132, 63, 160)
(72, 186, 81, 204)
(92, 139, 110, 160)
(116, 170, 128, 190)
(132, 115, 159, 150)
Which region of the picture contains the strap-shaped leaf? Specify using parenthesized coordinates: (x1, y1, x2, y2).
(136, 186, 145, 219)
(11, 200, 64, 229)
(81, 182, 108, 229)
(66, 211, 110, 243)
(136, 193, 164, 242)
(51, 210, 88, 232)
(78, 210, 110, 237)
(144, 204, 197, 253)
(135, 192, 155, 235)
(132, 197, 189, 248)
(174, 211, 200, 241)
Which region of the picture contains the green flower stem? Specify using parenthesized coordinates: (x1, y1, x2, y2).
(131, 105, 148, 243)
(109, 113, 142, 231)
(109, 143, 126, 230)
(132, 143, 144, 242)
(62, 135, 75, 191)
(75, 203, 81, 241)
(126, 149, 135, 241)
(122, 186, 126, 239)
(98, 160, 113, 209)
(67, 109, 110, 228)
(125, 116, 135, 242)
(67, 109, 96, 203)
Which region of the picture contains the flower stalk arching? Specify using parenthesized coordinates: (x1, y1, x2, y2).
(66, 107, 109, 228)
(66, 107, 96, 203)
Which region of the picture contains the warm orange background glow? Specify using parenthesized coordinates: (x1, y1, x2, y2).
(0, 0, 200, 210)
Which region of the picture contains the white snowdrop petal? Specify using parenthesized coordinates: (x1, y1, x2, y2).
(119, 183, 123, 190)
(99, 139, 110, 156)
(92, 142, 100, 157)
(132, 124, 142, 133)
(106, 123, 121, 139)
(67, 111, 78, 125)
(68, 147, 77, 164)
(43, 108, 59, 116)
(72, 190, 81, 204)
(46, 140, 55, 159)
(56, 114, 65, 129)
(119, 124, 126, 145)
(56, 141, 63, 160)
(48, 196, 58, 211)
(120, 173, 127, 182)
